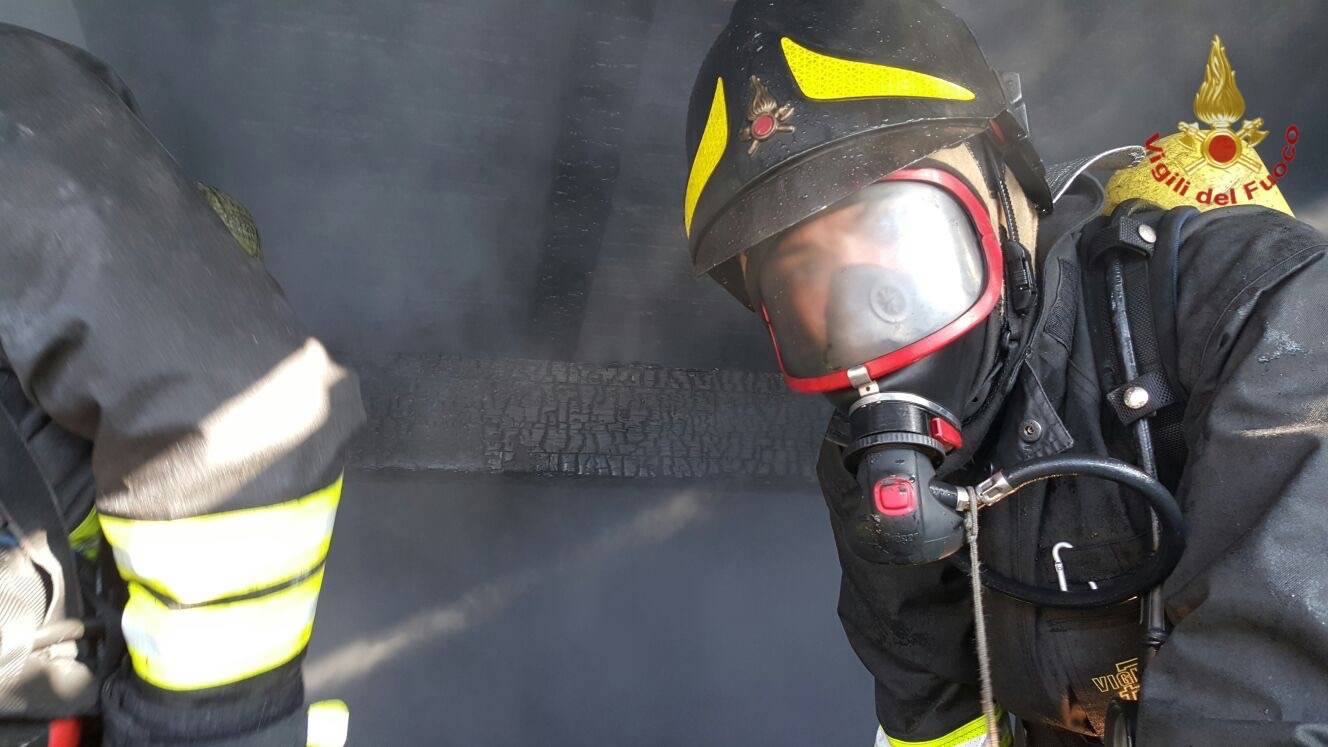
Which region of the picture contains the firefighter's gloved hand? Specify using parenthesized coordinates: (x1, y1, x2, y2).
(101, 664, 348, 746)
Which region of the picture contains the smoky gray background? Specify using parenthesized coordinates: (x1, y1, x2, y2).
(13, 0, 1323, 373)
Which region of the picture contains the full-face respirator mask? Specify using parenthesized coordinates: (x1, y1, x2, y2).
(745, 167, 997, 565)
(745, 160, 1185, 611)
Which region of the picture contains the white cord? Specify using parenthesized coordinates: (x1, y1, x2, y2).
(966, 507, 1002, 745)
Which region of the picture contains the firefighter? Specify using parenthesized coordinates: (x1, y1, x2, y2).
(683, 1, 1328, 744)
(0, 24, 363, 746)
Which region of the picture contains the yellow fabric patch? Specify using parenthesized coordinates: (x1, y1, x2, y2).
(684, 77, 728, 237)
(100, 476, 342, 605)
(197, 182, 263, 260)
(782, 37, 975, 103)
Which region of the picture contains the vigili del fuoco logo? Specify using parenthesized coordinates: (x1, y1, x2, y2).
(1105, 36, 1299, 216)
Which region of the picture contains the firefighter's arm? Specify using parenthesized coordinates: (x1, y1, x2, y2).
(0, 28, 363, 745)
(1136, 213, 1328, 744)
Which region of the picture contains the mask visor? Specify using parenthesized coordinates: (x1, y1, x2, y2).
(745, 168, 1003, 393)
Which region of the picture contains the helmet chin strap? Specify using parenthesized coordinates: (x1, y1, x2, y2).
(974, 136, 1021, 244)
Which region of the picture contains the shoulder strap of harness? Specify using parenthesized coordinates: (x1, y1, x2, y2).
(1083, 198, 1199, 491)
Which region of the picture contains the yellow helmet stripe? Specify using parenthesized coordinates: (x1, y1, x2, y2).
(782, 37, 975, 102)
(684, 77, 728, 236)
(121, 568, 325, 691)
(101, 476, 342, 605)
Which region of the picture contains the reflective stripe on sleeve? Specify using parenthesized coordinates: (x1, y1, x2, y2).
(876, 712, 1010, 747)
(122, 566, 325, 691)
(100, 476, 342, 605)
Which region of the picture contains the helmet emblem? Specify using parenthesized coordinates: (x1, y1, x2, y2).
(1178, 36, 1267, 171)
(740, 75, 795, 155)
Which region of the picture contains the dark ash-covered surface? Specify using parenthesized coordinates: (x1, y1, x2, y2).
(349, 355, 826, 479)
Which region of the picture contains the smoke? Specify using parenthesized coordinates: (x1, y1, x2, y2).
(0, 0, 84, 45)
(71, 0, 588, 358)
(305, 489, 708, 691)
(1301, 194, 1328, 233)
(67, 0, 1328, 370)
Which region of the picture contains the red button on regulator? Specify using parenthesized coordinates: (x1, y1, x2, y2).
(929, 417, 964, 452)
(873, 475, 918, 517)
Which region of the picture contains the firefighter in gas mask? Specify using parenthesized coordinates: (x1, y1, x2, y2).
(684, 2, 1328, 744)
(0, 25, 363, 746)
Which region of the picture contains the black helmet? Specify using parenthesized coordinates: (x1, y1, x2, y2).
(683, 0, 1051, 307)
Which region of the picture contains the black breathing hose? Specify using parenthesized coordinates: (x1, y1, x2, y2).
(948, 454, 1186, 609)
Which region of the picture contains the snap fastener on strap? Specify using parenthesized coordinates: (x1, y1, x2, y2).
(1107, 370, 1179, 425)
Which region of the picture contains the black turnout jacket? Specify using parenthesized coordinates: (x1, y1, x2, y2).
(0, 24, 364, 742)
(818, 168, 1328, 746)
